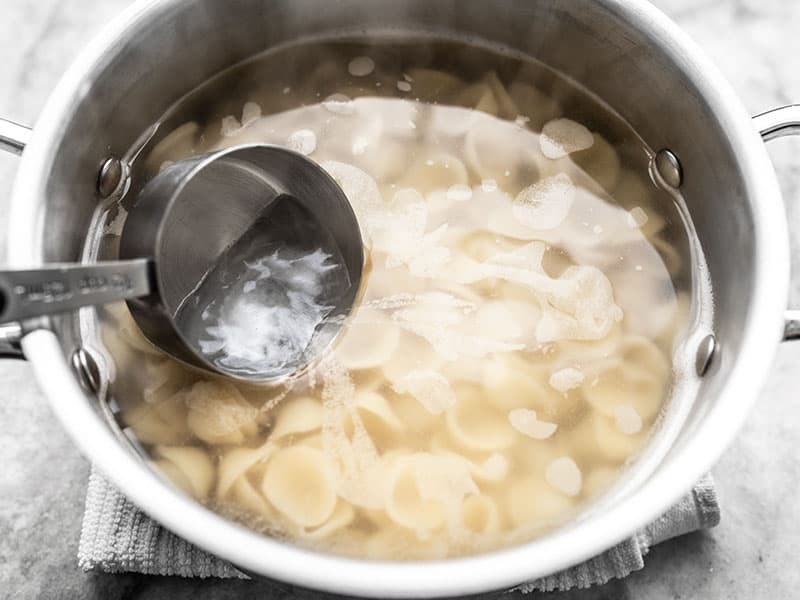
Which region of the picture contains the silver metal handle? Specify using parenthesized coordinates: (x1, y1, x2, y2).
(0, 259, 154, 324)
(0, 119, 33, 357)
(0, 118, 32, 155)
(754, 105, 800, 341)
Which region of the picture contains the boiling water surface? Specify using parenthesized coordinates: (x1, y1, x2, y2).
(94, 38, 710, 560)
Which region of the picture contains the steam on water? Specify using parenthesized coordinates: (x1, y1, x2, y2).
(174, 196, 350, 379)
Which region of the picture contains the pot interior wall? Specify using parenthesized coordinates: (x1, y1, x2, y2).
(40, 0, 753, 470)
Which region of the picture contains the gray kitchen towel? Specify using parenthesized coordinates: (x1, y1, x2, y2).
(78, 467, 719, 593)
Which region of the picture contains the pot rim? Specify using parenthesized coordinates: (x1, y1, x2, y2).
(7, 0, 790, 596)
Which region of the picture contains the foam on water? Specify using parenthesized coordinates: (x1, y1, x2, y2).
(512, 173, 576, 230)
(392, 370, 457, 415)
(323, 94, 356, 115)
(539, 118, 595, 159)
(545, 457, 582, 497)
(508, 409, 558, 440)
(286, 129, 318, 155)
(347, 56, 375, 77)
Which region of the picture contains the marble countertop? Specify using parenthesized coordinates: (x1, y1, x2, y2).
(1, 1, 799, 598)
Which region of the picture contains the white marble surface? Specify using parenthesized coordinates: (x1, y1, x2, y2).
(1, 1, 800, 598)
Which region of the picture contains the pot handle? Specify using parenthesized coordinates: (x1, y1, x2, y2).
(753, 105, 800, 341)
(0, 118, 34, 358)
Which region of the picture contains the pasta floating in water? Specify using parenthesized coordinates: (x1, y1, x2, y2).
(100, 39, 708, 560)
(153, 446, 215, 501)
(262, 446, 338, 528)
(185, 381, 259, 445)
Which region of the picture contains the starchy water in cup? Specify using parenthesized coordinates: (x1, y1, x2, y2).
(174, 196, 350, 379)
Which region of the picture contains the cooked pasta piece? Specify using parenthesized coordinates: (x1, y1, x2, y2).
(572, 133, 621, 191)
(153, 445, 215, 500)
(269, 397, 323, 440)
(461, 494, 501, 534)
(384, 453, 478, 538)
(124, 393, 189, 445)
(185, 381, 259, 445)
(261, 446, 338, 528)
(582, 336, 669, 422)
(446, 386, 516, 451)
(590, 411, 649, 462)
(507, 476, 575, 527)
(217, 441, 275, 498)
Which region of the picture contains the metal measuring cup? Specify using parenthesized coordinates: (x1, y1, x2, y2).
(0, 145, 364, 382)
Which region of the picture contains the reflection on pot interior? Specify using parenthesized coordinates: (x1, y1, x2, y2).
(94, 39, 712, 560)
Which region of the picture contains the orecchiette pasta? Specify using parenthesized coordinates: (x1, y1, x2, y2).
(446, 385, 516, 451)
(389, 388, 444, 434)
(335, 307, 400, 370)
(153, 445, 215, 500)
(185, 381, 259, 445)
(406, 68, 464, 100)
(384, 453, 478, 538)
(571, 133, 621, 191)
(470, 300, 541, 346)
(385, 462, 446, 535)
(297, 501, 355, 540)
(460, 494, 501, 534)
(507, 476, 575, 527)
(228, 476, 275, 518)
(124, 392, 189, 445)
(217, 441, 275, 498)
(464, 115, 545, 194)
(507, 80, 562, 130)
(582, 466, 620, 498)
(269, 396, 323, 440)
(392, 370, 456, 415)
(262, 446, 338, 528)
(590, 411, 649, 462)
(141, 357, 187, 404)
(397, 153, 469, 194)
(482, 353, 565, 419)
(108, 41, 695, 561)
(433, 450, 510, 484)
(381, 331, 445, 383)
(145, 121, 202, 172)
(355, 390, 404, 431)
(582, 336, 669, 422)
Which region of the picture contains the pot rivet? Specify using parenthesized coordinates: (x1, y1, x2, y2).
(97, 157, 124, 198)
(654, 149, 683, 189)
(71, 347, 102, 394)
(695, 333, 717, 377)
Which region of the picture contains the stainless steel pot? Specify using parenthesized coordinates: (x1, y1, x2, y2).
(1, 0, 798, 596)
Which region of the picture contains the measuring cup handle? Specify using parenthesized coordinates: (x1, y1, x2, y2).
(753, 105, 800, 341)
(0, 118, 34, 357)
(0, 259, 155, 325)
